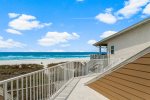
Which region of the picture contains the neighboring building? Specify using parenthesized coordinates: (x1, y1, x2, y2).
(94, 18, 150, 61)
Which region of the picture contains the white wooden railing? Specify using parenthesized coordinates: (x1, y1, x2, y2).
(0, 59, 124, 100)
(90, 54, 107, 59)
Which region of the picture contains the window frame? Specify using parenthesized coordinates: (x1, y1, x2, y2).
(110, 46, 115, 54)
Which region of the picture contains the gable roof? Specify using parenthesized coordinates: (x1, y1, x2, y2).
(94, 17, 150, 46)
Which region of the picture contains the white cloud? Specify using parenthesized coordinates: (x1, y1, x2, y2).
(49, 49, 65, 52)
(60, 44, 70, 47)
(8, 14, 52, 31)
(8, 13, 20, 18)
(95, 0, 150, 24)
(6, 29, 22, 35)
(105, 8, 113, 13)
(87, 40, 97, 45)
(100, 31, 117, 38)
(77, 0, 84, 2)
(0, 36, 26, 48)
(117, 0, 150, 18)
(38, 32, 80, 46)
(143, 3, 150, 15)
(95, 9, 117, 24)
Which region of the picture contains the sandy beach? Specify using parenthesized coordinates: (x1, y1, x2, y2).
(0, 58, 90, 81)
(0, 58, 90, 66)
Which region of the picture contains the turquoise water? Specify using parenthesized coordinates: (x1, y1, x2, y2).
(0, 52, 99, 60)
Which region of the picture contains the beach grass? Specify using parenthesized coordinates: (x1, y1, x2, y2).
(0, 62, 65, 81)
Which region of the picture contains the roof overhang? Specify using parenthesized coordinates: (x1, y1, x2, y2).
(94, 17, 150, 46)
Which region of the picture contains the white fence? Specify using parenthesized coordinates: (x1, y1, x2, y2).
(0, 58, 124, 100)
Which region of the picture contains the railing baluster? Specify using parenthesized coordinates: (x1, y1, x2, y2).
(48, 69, 50, 99)
(53, 68, 55, 94)
(39, 72, 41, 100)
(56, 67, 58, 89)
(69, 63, 72, 79)
(11, 80, 13, 100)
(33, 74, 35, 100)
(3, 82, 8, 100)
(43, 70, 46, 99)
(68, 63, 70, 79)
(21, 77, 24, 100)
(30, 75, 32, 100)
(26, 76, 28, 100)
(58, 67, 60, 89)
(41, 71, 43, 100)
(36, 73, 39, 100)
(49, 69, 52, 98)
(16, 79, 19, 100)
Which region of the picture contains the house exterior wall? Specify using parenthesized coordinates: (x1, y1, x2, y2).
(107, 22, 150, 60)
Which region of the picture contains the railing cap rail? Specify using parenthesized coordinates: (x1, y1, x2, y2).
(0, 61, 72, 84)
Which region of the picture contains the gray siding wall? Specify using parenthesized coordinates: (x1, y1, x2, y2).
(107, 22, 150, 60)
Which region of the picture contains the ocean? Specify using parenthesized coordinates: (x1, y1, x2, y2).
(0, 52, 99, 60)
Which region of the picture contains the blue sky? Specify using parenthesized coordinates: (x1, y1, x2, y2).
(0, 0, 150, 52)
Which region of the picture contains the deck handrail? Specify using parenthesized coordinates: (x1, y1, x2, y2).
(0, 58, 122, 100)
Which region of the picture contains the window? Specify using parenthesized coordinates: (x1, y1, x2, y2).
(111, 46, 114, 54)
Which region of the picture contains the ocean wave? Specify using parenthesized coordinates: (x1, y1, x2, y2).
(0, 52, 96, 60)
